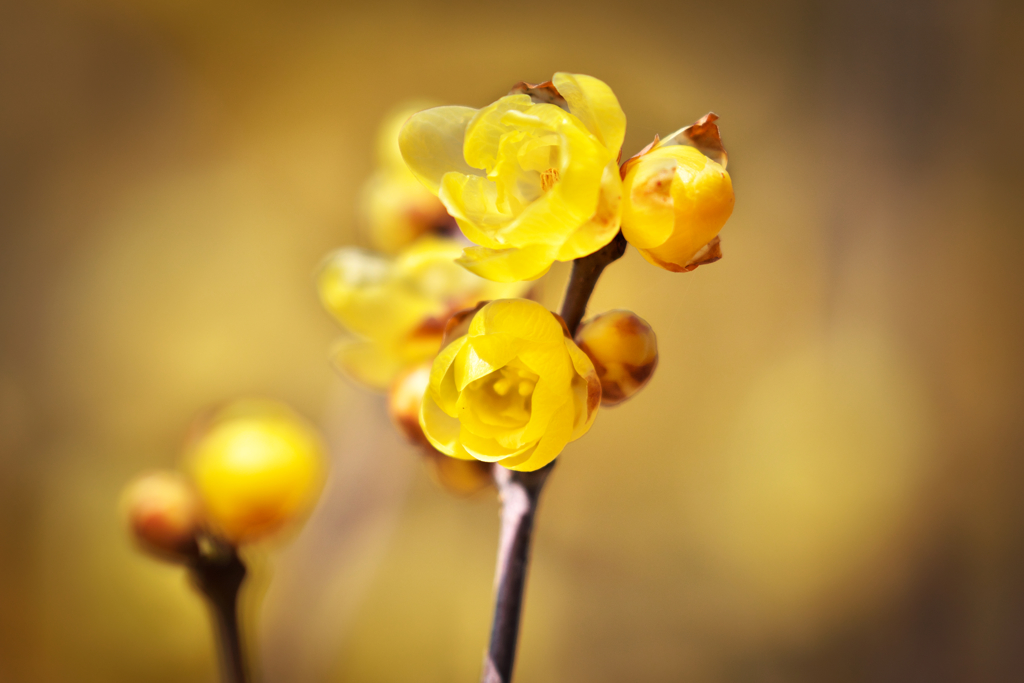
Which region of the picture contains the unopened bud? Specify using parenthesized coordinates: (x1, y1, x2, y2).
(388, 364, 433, 447)
(575, 310, 658, 406)
(188, 400, 327, 544)
(423, 449, 494, 495)
(122, 471, 201, 559)
(620, 115, 734, 273)
(389, 363, 493, 494)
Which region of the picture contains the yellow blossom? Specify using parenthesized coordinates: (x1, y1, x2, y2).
(575, 310, 659, 406)
(318, 237, 527, 390)
(620, 119, 734, 272)
(121, 471, 202, 558)
(399, 73, 626, 282)
(419, 299, 601, 472)
(188, 400, 326, 544)
(361, 103, 455, 253)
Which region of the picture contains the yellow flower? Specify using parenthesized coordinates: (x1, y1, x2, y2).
(399, 73, 626, 282)
(575, 310, 659, 406)
(361, 103, 455, 253)
(188, 400, 326, 544)
(121, 471, 202, 559)
(620, 116, 734, 272)
(318, 237, 527, 390)
(419, 299, 601, 472)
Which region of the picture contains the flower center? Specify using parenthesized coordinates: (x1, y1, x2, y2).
(540, 168, 560, 192)
(466, 359, 538, 428)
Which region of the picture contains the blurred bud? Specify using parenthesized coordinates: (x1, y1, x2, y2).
(389, 363, 494, 494)
(422, 449, 494, 496)
(388, 363, 433, 447)
(575, 310, 659, 406)
(361, 102, 456, 253)
(620, 114, 734, 272)
(188, 400, 327, 544)
(122, 471, 201, 559)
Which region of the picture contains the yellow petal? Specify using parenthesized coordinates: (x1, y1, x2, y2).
(620, 153, 679, 250)
(555, 161, 622, 261)
(332, 339, 407, 391)
(565, 338, 602, 439)
(463, 94, 534, 172)
(457, 426, 537, 463)
(455, 244, 555, 282)
(552, 72, 626, 156)
(504, 400, 575, 472)
(429, 336, 467, 415)
(420, 392, 468, 458)
(399, 106, 483, 194)
(439, 172, 508, 249)
(470, 299, 565, 346)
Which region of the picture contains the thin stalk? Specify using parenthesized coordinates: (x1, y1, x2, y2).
(481, 231, 628, 683)
(190, 541, 249, 683)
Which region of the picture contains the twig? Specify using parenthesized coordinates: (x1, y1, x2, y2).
(559, 231, 627, 335)
(481, 231, 628, 683)
(190, 540, 250, 683)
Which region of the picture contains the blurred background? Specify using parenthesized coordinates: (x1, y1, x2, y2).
(2, 0, 1023, 681)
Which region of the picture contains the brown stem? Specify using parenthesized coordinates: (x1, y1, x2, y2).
(482, 464, 553, 683)
(559, 231, 627, 336)
(481, 231, 627, 683)
(190, 541, 249, 683)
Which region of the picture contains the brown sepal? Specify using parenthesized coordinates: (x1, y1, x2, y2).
(442, 301, 488, 347)
(508, 81, 569, 110)
(679, 113, 728, 167)
(646, 236, 724, 273)
(619, 112, 729, 180)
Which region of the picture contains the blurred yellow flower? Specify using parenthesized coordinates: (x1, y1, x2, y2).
(361, 102, 455, 253)
(399, 73, 625, 282)
(318, 237, 527, 390)
(419, 299, 601, 472)
(121, 471, 202, 559)
(575, 310, 658, 406)
(188, 400, 326, 544)
(620, 116, 734, 272)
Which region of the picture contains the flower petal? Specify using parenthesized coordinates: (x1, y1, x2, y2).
(504, 400, 576, 472)
(470, 299, 566, 345)
(555, 161, 622, 261)
(552, 72, 626, 156)
(399, 106, 483, 194)
(429, 336, 467, 415)
(455, 244, 555, 283)
(331, 339, 406, 391)
(420, 392, 469, 458)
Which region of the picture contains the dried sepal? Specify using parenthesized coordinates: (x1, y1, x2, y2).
(508, 80, 569, 109)
(620, 112, 729, 181)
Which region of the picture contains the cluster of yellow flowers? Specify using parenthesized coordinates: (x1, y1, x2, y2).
(122, 400, 327, 558)
(318, 71, 733, 476)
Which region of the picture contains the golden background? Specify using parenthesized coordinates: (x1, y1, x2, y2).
(1, 0, 1022, 681)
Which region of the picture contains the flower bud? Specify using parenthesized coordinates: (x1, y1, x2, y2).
(388, 363, 433, 447)
(188, 400, 327, 544)
(620, 115, 734, 272)
(575, 310, 658, 406)
(422, 449, 494, 495)
(389, 362, 494, 494)
(122, 471, 201, 559)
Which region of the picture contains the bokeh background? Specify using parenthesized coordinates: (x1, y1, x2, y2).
(2, 0, 1023, 681)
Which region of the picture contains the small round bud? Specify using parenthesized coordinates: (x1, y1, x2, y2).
(388, 363, 433, 447)
(575, 310, 659, 406)
(188, 400, 327, 544)
(422, 449, 494, 495)
(389, 363, 494, 494)
(122, 471, 201, 559)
